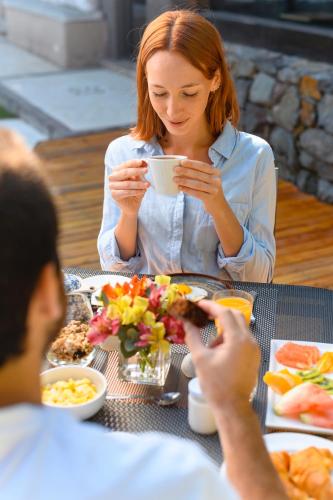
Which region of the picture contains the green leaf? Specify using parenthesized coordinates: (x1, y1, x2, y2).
(120, 341, 135, 359)
(124, 338, 138, 353)
(101, 290, 110, 306)
(127, 327, 139, 341)
(118, 326, 128, 342)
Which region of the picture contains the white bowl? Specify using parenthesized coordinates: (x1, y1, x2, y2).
(41, 366, 107, 420)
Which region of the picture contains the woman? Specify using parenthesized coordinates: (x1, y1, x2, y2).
(98, 10, 276, 282)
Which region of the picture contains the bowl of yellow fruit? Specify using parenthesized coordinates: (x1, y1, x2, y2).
(41, 366, 107, 420)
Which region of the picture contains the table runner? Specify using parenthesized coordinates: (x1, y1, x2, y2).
(65, 267, 333, 463)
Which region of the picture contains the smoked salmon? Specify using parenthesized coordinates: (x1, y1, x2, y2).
(275, 342, 320, 370)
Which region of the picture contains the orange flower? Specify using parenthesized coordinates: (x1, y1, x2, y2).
(102, 283, 118, 300)
(129, 275, 148, 298)
(101, 276, 149, 302)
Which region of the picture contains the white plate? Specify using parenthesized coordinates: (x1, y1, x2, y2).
(263, 431, 333, 452)
(79, 274, 130, 292)
(266, 339, 333, 436)
(220, 432, 333, 500)
(87, 275, 131, 306)
(91, 281, 208, 306)
(185, 286, 208, 302)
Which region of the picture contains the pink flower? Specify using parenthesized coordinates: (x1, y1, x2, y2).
(135, 322, 152, 347)
(87, 310, 120, 345)
(148, 284, 164, 310)
(161, 315, 185, 344)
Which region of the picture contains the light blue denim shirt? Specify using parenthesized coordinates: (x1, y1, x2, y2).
(98, 121, 276, 282)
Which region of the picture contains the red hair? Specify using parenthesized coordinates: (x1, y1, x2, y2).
(132, 10, 239, 141)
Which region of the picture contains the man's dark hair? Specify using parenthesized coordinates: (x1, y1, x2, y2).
(0, 130, 59, 366)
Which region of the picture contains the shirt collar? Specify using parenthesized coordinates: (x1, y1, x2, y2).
(129, 120, 238, 159)
(129, 137, 161, 155)
(209, 120, 238, 161)
(129, 139, 147, 150)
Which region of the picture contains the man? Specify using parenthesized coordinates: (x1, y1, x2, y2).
(0, 129, 287, 499)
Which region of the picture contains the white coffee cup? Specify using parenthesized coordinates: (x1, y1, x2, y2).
(146, 155, 187, 196)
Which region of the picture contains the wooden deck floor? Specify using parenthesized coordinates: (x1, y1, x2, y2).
(35, 131, 333, 289)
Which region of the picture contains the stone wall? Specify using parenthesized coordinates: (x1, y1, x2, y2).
(226, 42, 333, 203)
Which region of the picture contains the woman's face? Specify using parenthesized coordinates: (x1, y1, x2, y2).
(146, 50, 219, 138)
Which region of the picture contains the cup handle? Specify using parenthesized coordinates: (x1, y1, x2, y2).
(142, 158, 152, 186)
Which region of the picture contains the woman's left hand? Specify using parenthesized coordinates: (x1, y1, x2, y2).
(173, 159, 224, 215)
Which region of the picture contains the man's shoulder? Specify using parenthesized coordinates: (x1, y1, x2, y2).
(54, 421, 224, 495)
(0, 406, 224, 499)
(78, 424, 211, 465)
(64, 420, 219, 479)
(50, 414, 209, 464)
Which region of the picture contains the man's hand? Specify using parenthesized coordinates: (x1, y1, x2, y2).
(186, 302, 288, 500)
(185, 300, 260, 411)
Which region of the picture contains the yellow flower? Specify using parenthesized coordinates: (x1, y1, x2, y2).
(116, 295, 132, 310)
(143, 310, 156, 326)
(154, 275, 171, 286)
(107, 303, 121, 320)
(175, 284, 192, 295)
(163, 284, 182, 309)
(114, 285, 125, 297)
(122, 307, 141, 325)
(107, 295, 132, 319)
(148, 322, 170, 354)
(133, 296, 149, 310)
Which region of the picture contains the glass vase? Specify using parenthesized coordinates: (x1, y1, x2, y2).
(118, 347, 171, 386)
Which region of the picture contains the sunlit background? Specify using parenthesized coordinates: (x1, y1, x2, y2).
(0, 0, 332, 286)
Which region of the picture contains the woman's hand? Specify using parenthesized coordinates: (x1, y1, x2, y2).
(109, 159, 150, 216)
(174, 159, 243, 257)
(173, 159, 224, 215)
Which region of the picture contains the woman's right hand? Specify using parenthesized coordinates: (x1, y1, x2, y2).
(109, 159, 150, 216)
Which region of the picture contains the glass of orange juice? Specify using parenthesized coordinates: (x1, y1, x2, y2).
(212, 289, 254, 334)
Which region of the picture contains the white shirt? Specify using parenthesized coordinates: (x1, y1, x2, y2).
(0, 404, 226, 500)
(98, 121, 276, 282)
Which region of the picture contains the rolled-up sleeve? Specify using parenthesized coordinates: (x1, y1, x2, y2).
(97, 144, 142, 272)
(217, 145, 276, 282)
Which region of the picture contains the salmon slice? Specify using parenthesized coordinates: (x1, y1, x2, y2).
(275, 342, 320, 370)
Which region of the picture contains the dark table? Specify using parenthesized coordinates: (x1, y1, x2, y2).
(65, 267, 333, 464)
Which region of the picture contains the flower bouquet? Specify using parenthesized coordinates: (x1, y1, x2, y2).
(87, 275, 190, 385)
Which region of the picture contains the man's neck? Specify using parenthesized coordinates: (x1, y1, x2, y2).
(0, 352, 41, 408)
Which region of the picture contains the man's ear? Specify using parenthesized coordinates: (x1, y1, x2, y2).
(33, 263, 63, 322)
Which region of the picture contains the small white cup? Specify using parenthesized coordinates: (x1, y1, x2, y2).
(146, 155, 187, 196)
(188, 377, 217, 435)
